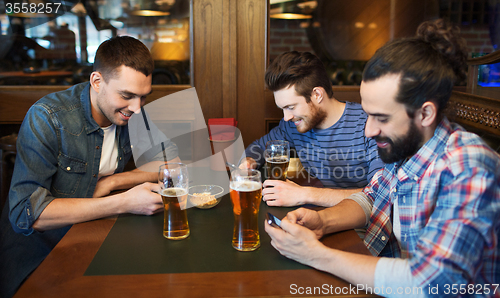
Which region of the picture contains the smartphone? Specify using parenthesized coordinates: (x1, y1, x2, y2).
(266, 212, 282, 229)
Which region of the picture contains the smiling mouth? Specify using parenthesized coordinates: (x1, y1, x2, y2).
(376, 141, 389, 148)
(120, 111, 132, 119)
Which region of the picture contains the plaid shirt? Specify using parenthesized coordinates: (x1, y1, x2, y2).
(362, 118, 500, 290)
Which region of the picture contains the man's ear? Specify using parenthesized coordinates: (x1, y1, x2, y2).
(311, 87, 325, 104)
(89, 71, 103, 93)
(419, 101, 437, 128)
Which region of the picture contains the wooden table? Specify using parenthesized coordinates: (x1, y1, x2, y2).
(13, 171, 376, 298)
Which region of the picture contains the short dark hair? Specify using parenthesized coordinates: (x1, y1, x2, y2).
(362, 19, 468, 118)
(93, 36, 154, 82)
(265, 51, 333, 103)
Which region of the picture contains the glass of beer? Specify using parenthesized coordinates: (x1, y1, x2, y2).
(158, 162, 190, 240)
(265, 140, 290, 181)
(229, 169, 262, 251)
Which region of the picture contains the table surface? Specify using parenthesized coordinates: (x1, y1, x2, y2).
(13, 171, 376, 298)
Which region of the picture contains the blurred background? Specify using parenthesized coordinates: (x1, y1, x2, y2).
(0, 0, 190, 85)
(2, 0, 500, 86)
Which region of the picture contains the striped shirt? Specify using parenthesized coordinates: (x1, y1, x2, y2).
(362, 118, 500, 292)
(244, 102, 384, 188)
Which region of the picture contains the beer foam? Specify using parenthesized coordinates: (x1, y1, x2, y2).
(265, 157, 289, 164)
(230, 181, 262, 192)
(161, 187, 188, 196)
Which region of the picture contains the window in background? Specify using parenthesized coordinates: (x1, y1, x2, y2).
(0, 0, 190, 85)
(269, 0, 500, 87)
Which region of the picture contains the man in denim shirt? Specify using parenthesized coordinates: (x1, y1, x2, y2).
(0, 36, 179, 297)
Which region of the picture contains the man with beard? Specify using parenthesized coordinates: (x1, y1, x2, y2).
(265, 19, 500, 295)
(240, 51, 384, 207)
(0, 36, 179, 298)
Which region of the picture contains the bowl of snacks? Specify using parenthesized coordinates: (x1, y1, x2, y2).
(188, 185, 224, 209)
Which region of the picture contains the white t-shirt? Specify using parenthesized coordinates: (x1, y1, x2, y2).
(98, 124, 118, 179)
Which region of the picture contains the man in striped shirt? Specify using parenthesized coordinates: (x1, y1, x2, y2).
(240, 51, 384, 207)
(265, 19, 500, 296)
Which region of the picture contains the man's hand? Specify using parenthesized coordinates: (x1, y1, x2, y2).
(286, 207, 326, 239)
(262, 179, 308, 206)
(239, 157, 258, 169)
(266, 208, 379, 287)
(265, 213, 327, 267)
(93, 175, 116, 198)
(263, 180, 361, 207)
(122, 182, 163, 215)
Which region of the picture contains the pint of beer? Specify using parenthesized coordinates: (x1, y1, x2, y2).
(265, 156, 290, 181)
(265, 140, 290, 181)
(230, 169, 262, 251)
(159, 163, 190, 240)
(161, 187, 189, 239)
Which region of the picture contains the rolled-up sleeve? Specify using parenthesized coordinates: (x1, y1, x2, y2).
(8, 105, 59, 235)
(344, 192, 373, 227)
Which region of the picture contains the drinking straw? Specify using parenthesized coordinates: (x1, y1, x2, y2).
(141, 107, 167, 162)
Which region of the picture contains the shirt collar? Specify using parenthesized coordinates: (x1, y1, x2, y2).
(80, 82, 102, 134)
(397, 117, 453, 182)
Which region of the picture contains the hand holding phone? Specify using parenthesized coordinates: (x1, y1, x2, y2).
(266, 212, 282, 229)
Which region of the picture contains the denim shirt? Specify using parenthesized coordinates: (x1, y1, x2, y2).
(8, 82, 132, 235)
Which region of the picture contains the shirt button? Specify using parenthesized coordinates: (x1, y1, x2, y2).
(381, 236, 386, 241)
(66, 167, 71, 171)
(93, 174, 97, 178)
(96, 146, 100, 149)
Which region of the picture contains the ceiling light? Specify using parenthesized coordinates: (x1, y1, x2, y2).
(270, 0, 316, 20)
(129, 9, 170, 16)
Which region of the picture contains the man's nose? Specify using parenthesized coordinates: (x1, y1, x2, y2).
(364, 117, 380, 138)
(283, 110, 293, 122)
(130, 98, 142, 114)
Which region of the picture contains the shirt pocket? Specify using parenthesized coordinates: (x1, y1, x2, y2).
(52, 153, 87, 196)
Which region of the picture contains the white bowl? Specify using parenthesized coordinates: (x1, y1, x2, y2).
(188, 185, 224, 209)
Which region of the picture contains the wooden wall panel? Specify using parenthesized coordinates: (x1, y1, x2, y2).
(236, 0, 267, 146)
(0, 85, 190, 124)
(192, 0, 224, 121)
(192, 0, 268, 146)
(0, 86, 69, 124)
(222, 0, 238, 118)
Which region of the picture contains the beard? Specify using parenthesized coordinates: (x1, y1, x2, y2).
(295, 102, 327, 133)
(374, 120, 423, 164)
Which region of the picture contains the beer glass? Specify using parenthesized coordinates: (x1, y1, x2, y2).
(158, 162, 190, 240)
(265, 140, 290, 181)
(229, 169, 262, 251)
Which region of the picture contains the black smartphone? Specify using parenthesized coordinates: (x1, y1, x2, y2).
(266, 212, 282, 229)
